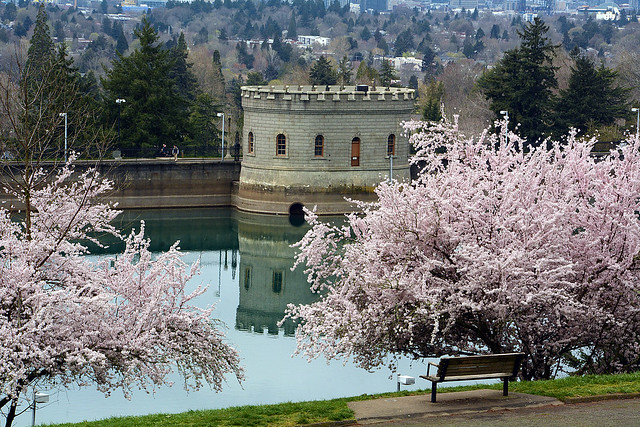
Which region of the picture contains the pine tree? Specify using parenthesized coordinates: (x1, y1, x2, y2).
(170, 32, 198, 102)
(101, 17, 192, 150)
(115, 29, 128, 54)
(287, 12, 297, 39)
(490, 24, 500, 39)
(26, 4, 55, 77)
(211, 49, 226, 102)
(420, 80, 444, 121)
(379, 58, 397, 88)
(553, 50, 629, 136)
(477, 17, 558, 146)
(394, 28, 414, 57)
(337, 55, 352, 87)
(309, 56, 337, 86)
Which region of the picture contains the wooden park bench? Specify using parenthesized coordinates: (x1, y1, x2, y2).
(420, 353, 525, 403)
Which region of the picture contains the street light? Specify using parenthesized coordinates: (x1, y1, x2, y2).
(59, 112, 67, 162)
(632, 107, 639, 140)
(386, 154, 395, 183)
(500, 110, 509, 146)
(216, 112, 225, 161)
(31, 390, 49, 427)
(116, 99, 126, 147)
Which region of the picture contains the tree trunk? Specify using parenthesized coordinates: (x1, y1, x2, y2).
(5, 397, 18, 427)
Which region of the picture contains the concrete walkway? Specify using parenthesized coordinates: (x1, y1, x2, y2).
(348, 389, 561, 424)
(346, 390, 640, 426)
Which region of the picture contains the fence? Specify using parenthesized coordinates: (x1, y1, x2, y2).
(114, 144, 242, 160)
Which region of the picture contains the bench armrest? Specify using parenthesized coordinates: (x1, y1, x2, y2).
(426, 362, 439, 377)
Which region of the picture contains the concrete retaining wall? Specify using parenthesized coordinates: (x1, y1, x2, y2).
(0, 159, 241, 210)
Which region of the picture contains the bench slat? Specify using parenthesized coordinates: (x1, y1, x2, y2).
(421, 372, 514, 382)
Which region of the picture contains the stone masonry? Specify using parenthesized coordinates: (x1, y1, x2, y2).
(237, 84, 416, 215)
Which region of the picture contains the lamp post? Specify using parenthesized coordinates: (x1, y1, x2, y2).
(217, 112, 225, 161)
(31, 389, 49, 427)
(632, 107, 639, 140)
(386, 154, 395, 183)
(59, 112, 67, 162)
(116, 99, 126, 147)
(500, 110, 509, 146)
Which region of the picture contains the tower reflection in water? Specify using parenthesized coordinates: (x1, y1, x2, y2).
(110, 208, 322, 337)
(235, 211, 318, 336)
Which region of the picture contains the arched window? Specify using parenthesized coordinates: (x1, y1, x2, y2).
(276, 134, 286, 156)
(272, 271, 283, 293)
(314, 135, 324, 157)
(387, 134, 396, 156)
(248, 132, 254, 154)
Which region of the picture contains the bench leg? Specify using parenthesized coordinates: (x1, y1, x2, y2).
(431, 382, 437, 403)
(503, 378, 508, 396)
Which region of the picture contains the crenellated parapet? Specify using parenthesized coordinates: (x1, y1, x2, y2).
(241, 85, 415, 113)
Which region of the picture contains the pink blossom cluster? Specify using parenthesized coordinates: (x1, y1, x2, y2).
(285, 119, 640, 380)
(0, 162, 242, 422)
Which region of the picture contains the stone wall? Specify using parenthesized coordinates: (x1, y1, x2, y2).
(0, 159, 241, 210)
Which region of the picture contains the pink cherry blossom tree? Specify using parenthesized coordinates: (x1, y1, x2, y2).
(285, 118, 640, 381)
(0, 162, 242, 426)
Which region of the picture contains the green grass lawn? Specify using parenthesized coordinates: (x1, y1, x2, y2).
(44, 371, 640, 427)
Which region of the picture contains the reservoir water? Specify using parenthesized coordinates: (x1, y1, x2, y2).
(14, 208, 435, 427)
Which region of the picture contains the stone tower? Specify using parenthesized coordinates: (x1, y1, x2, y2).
(236, 84, 415, 215)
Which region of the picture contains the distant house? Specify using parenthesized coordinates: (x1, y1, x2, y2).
(391, 57, 423, 72)
(297, 35, 331, 47)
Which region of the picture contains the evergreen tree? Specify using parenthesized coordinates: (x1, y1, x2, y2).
(490, 24, 500, 39)
(236, 41, 255, 69)
(377, 37, 389, 55)
(211, 50, 225, 101)
(477, 17, 558, 146)
(421, 80, 444, 121)
(20, 7, 96, 160)
(246, 71, 266, 85)
(287, 12, 297, 39)
(379, 58, 397, 88)
(337, 55, 352, 87)
(553, 50, 629, 136)
(219, 28, 228, 42)
(194, 26, 209, 45)
(26, 4, 55, 77)
(2, 2, 16, 21)
(188, 93, 220, 151)
(170, 32, 198, 102)
(360, 25, 371, 41)
(115, 29, 129, 54)
(394, 29, 414, 57)
(102, 17, 112, 37)
(408, 75, 419, 91)
(309, 56, 337, 85)
(101, 17, 192, 150)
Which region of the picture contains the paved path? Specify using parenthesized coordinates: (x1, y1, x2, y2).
(347, 390, 640, 426)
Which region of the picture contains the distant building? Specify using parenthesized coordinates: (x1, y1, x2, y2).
(297, 35, 331, 47)
(362, 0, 389, 12)
(578, 2, 619, 20)
(449, 0, 479, 9)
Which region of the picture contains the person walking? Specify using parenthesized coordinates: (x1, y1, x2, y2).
(172, 145, 179, 161)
